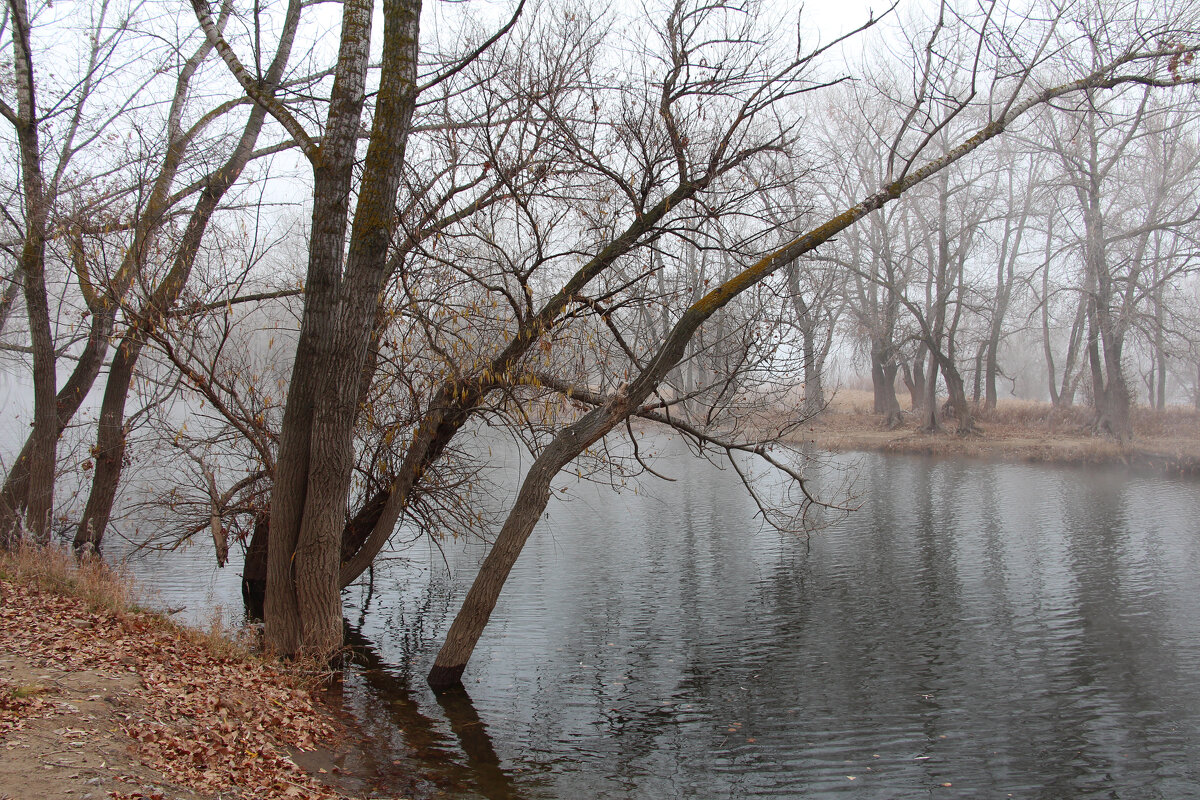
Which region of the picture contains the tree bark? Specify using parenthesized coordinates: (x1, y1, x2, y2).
(266, 0, 421, 657)
(1056, 291, 1087, 407)
(2, 0, 54, 545)
(919, 353, 941, 432)
(786, 262, 828, 416)
(242, 513, 269, 619)
(871, 348, 902, 426)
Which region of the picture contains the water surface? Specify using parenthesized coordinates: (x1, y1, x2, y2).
(123, 444, 1200, 798)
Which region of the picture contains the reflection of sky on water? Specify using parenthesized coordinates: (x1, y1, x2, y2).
(88, 435, 1200, 799)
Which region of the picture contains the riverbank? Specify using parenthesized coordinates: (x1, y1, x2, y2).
(787, 393, 1200, 477)
(0, 546, 385, 800)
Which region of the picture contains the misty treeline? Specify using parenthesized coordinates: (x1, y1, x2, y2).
(0, 0, 1197, 686)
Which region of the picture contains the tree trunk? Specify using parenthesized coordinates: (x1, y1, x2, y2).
(1156, 353, 1166, 411)
(0, 271, 19, 337)
(983, 338, 999, 410)
(919, 353, 940, 432)
(802, 325, 824, 416)
(1040, 224, 1061, 406)
(1097, 322, 1132, 441)
(73, 337, 139, 553)
(909, 346, 928, 412)
(870, 346, 902, 427)
(266, 0, 421, 657)
(242, 513, 269, 619)
(786, 262, 828, 417)
(0, 305, 123, 532)
(1057, 292, 1087, 407)
(1153, 264, 1167, 410)
(2, 0, 54, 546)
(972, 344, 982, 405)
(870, 343, 901, 423)
(935, 353, 975, 434)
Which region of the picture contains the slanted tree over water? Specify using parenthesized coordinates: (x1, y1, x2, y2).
(178, 0, 1200, 668)
(191, 0, 883, 658)
(425, 1, 1200, 687)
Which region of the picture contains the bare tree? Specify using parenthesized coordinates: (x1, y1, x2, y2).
(1041, 86, 1200, 437)
(816, 89, 910, 425)
(72, 0, 301, 554)
(901, 158, 992, 433)
(0, 0, 157, 542)
(980, 145, 1040, 410)
(0, 0, 299, 546)
(425, 0, 1200, 688)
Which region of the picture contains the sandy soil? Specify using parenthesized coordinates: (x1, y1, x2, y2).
(0, 653, 197, 800)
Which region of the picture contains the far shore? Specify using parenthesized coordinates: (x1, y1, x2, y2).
(778, 391, 1200, 478)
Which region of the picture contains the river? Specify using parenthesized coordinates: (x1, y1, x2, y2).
(117, 442, 1200, 799)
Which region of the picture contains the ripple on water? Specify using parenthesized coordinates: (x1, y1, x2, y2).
(124, 445, 1200, 799)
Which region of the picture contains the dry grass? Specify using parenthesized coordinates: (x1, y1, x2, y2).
(784, 394, 1200, 474)
(1131, 405, 1200, 437)
(823, 388, 877, 415)
(0, 543, 134, 616)
(0, 543, 356, 694)
(0, 543, 264, 666)
(819, 392, 1200, 438)
(974, 399, 1095, 434)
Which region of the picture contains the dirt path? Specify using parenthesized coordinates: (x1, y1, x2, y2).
(0, 652, 192, 800)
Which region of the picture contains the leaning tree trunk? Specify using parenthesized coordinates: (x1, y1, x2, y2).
(425, 62, 1190, 688)
(425, 91, 1076, 687)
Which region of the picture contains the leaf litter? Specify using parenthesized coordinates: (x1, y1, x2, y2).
(0, 575, 382, 799)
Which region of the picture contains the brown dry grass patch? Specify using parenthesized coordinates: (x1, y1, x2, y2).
(775, 395, 1200, 474)
(0, 542, 134, 615)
